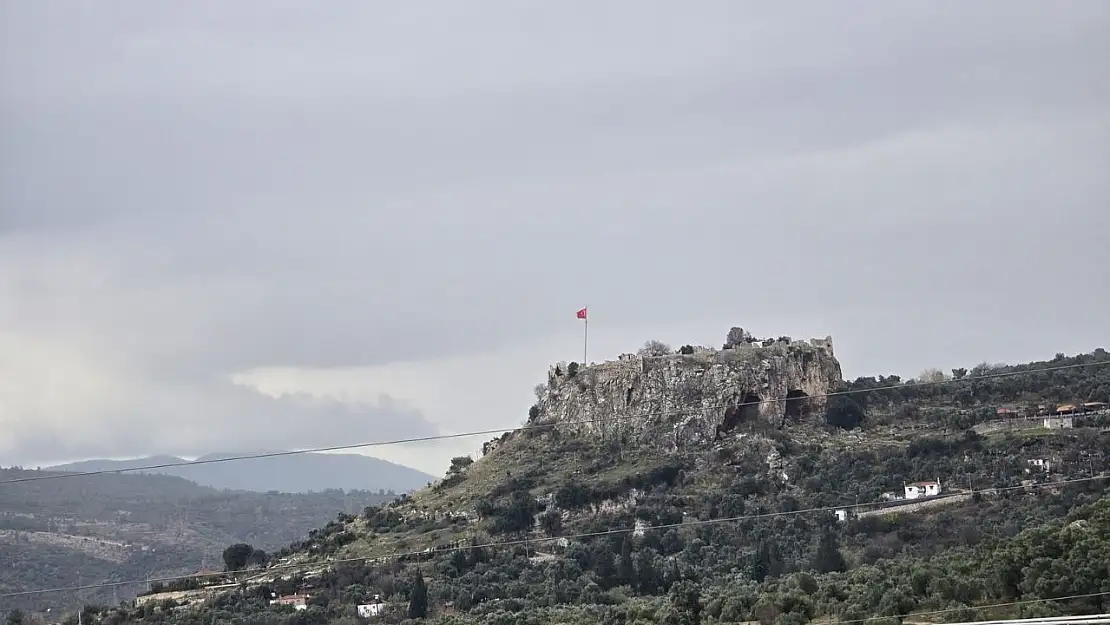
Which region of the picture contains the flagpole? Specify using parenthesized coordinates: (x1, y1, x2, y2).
(583, 312, 588, 365)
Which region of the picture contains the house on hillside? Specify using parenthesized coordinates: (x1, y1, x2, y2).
(1027, 458, 1051, 472)
(270, 594, 308, 610)
(357, 595, 386, 618)
(904, 479, 942, 500)
(834, 509, 849, 522)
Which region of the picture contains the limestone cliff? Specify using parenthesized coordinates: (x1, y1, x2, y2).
(531, 327, 843, 448)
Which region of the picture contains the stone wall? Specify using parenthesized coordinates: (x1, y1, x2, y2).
(533, 326, 843, 447)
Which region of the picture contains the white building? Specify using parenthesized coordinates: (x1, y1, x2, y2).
(357, 595, 385, 618)
(904, 479, 942, 500)
(834, 509, 849, 522)
(270, 594, 308, 610)
(1043, 416, 1074, 429)
(357, 603, 385, 618)
(1027, 458, 1051, 472)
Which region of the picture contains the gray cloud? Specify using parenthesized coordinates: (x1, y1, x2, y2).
(8, 386, 433, 465)
(1, 1, 1107, 468)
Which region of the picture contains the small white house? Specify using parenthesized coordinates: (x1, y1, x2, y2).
(1043, 416, 1074, 429)
(904, 479, 942, 500)
(1027, 458, 1051, 472)
(270, 594, 308, 610)
(357, 603, 385, 618)
(358, 595, 385, 618)
(834, 509, 849, 522)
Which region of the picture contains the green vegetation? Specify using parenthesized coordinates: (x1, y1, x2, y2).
(408, 570, 428, 619)
(7, 350, 1109, 624)
(836, 349, 1110, 430)
(222, 543, 269, 571)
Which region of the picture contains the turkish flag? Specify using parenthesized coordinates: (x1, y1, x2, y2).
(576, 307, 588, 320)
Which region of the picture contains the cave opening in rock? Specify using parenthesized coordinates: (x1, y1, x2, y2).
(784, 389, 809, 418)
(716, 393, 762, 439)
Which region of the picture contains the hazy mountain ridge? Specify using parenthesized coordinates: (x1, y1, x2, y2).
(46, 451, 435, 494)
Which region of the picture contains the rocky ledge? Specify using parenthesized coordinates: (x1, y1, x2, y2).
(531, 327, 843, 449)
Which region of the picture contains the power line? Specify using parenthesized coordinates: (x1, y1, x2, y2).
(931, 615, 1110, 625)
(839, 599, 1110, 625)
(3, 473, 1104, 599)
(3, 360, 1105, 486)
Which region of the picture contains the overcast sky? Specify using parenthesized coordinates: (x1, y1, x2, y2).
(1, 1, 1107, 476)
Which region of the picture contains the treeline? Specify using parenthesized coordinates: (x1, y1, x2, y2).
(849, 349, 1110, 409)
(827, 349, 1110, 430)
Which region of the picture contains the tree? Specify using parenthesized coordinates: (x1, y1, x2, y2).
(811, 531, 846, 573)
(668, 580, 703, 625)
(6, 610, 24, 625)
(635, 549, 662, 594)
(751, 541, 770, 582)
(247, 548, 268, 567)
(640, 340, 672, 356)
(618, 536, 635, 585)
(492, 490, 540, 534)
(918, 368, 948, 383)
(222, 543, 256, 571)
(408, 569, 428, 619)
(539, 510, 563, 536)
(751, 540, 783, 582)
(446, 456, 473, 477)
(825, 395, 865, 430)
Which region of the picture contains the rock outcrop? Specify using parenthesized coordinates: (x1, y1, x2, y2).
(533, 327, 842, 449)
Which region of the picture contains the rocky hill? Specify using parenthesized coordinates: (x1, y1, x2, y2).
(25, 331, 1110, 625)
(532, 328, 841, 445)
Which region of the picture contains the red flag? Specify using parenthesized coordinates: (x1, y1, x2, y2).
(576, 307, 588, 320)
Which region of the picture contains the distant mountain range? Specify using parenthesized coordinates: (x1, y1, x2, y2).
(0, 466, 401, 612)
(47, 451, 436, 494)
